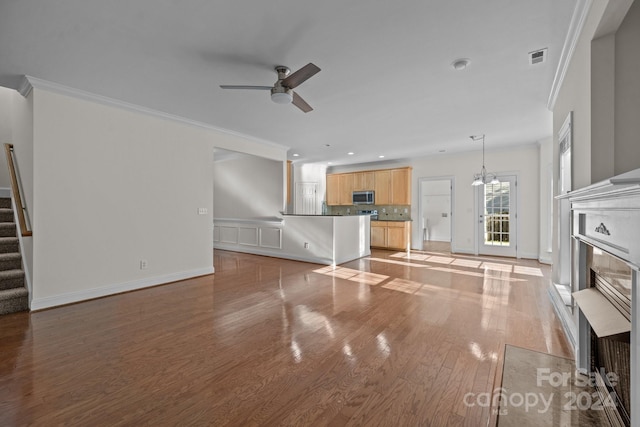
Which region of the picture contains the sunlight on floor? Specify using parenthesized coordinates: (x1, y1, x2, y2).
(313, 266, 389, 285)
(313, 252, 543, 297)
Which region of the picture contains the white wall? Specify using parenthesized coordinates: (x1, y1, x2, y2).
(30, 88, 215, 307)
(410, 144, 540, 258)
(213, 153, 284, 219)
(614, 0, 640, 175)
(10, 90, 34, 297)
(0, 86, 13, 187)
(538, 137, 553, 264)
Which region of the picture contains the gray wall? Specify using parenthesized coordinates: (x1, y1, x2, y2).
(213, 153, 284, 219)
(614, 0, 640, 175)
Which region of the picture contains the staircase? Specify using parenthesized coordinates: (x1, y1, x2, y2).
(0, 197, 28, 315)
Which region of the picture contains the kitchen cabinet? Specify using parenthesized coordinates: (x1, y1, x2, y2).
(339, 174, 354, 205)
(371, 220, 411, 251)
(326, 174, 340, 206)
(391, 168, 411, 205)
(374, 170, 391, 205)
(326, 167, 411, 206)
(353, 171, 375, 191)
(371, 222, 387, 247)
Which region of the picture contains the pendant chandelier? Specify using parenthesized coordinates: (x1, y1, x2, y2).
(470, 134, 499, 186)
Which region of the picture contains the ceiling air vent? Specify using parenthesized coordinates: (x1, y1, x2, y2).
(529, 48, 547, 65)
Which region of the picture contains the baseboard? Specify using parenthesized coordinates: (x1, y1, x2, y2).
(538, 255, 552, 265)
(0, 187, 10, 197)
(451, 247, 475, 255)
(30, 266, 215, 311)
(517, 252, 539, 260)
(548, 283, 577, 355)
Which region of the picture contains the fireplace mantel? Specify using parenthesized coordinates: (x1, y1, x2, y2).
(562, 168, 640, 426)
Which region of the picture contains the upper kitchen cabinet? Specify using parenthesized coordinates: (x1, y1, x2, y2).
(326, 174, 341, 206)
(339, 173, 354, 205)
(391, 168, 411, 205)
(374, 170, 391, 205)
(326, 167, 411, 206)
(353, 171, 375, 191)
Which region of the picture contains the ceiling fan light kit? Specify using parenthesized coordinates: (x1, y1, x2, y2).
(271, 88, 293, 104)
(220, 63, 321, 113)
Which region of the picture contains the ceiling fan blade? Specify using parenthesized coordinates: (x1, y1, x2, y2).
(219, 85, 272, 90)
(292, 91, 313, 113)
(281, 63, 321, 89)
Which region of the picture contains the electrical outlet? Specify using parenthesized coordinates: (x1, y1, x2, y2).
(140, 259, 148, 270)
(198, 208, 208, 215)
(404, 208, 408, 214)
(394, 208, 398, 213)
(382, 208, 386, 213)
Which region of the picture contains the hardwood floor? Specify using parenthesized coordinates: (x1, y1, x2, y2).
(0, 249, 572, 426)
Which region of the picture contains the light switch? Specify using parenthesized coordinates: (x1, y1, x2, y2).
(198, 208, 208, 215)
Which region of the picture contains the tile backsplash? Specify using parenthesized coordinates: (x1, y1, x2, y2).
(328, 205, 411, 221)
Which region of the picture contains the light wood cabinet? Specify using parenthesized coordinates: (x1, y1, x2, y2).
(339, 174, 354, 205)
(353, 171, 375, 191)
(370, 222, 387, 247)
(391, 168, 411, 205)
(326, 167, 411, 206)
(371, 220, 411, 250)
(374, 170, 391, 205)
(326, 174, 340, 206)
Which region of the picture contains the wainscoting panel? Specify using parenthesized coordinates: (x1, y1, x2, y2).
(238, 227, 259, 246)
(260, 227, 282, 249)
(220, 226, 239, 244)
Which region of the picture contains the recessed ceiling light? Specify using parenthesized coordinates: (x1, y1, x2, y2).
(327, 162, 333, 165)
(378, 155, 385, 158)
(451, 58, 470, 70)
(292, 153, 300, 157)
(347, 152, 354, 155)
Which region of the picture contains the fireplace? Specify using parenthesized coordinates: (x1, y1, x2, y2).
(585, 246, 631, 425)
(562, 168, 640, 427)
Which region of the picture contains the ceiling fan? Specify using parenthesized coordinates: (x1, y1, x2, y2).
(220, 63, 321, 113)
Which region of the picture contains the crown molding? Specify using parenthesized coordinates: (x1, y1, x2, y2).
(18, 75, 289, 153)
(547, 0, 593, 111)
(18, 75, 34, 97)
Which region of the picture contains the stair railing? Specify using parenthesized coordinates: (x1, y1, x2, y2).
(4, 144, 32, 237)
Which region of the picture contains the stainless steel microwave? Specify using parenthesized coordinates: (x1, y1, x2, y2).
(353, 191, 374, 205)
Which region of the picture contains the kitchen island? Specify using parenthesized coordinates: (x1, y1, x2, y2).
(213, 214, 370, 265)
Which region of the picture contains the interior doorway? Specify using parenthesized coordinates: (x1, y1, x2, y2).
(419, 177, 453, 252)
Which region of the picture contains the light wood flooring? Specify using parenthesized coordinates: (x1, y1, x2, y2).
(0, 249, 572, 426)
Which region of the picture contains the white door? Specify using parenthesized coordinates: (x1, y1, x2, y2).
(477, 175, 517, 257)
(295, 182, 318, 214)
(420, 179, 452, 242)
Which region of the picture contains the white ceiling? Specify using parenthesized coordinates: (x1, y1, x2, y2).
(0, 0, 577, 166)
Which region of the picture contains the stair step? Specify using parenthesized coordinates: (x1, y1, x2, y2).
(0, 208, 14, 223)
(0, 222, 17, 237)
(0, 286, 28, 315)
(0, 269, 25, 291)
(0, 253, 22, 271)
(0, 237, 19, 253)
(0, 198, 11, 209)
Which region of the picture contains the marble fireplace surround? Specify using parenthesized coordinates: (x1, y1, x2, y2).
(560, 168, 640, 426)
